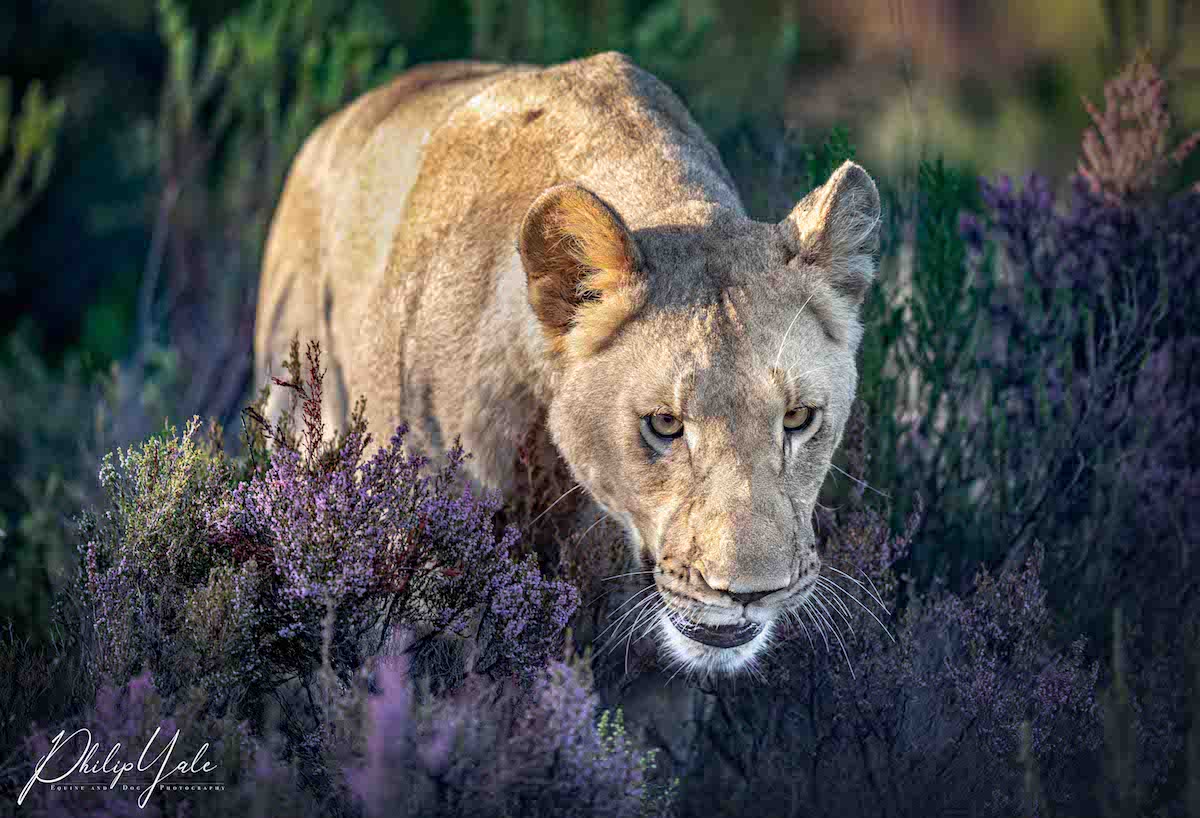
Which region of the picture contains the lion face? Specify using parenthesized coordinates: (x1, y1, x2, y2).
(519, 161, 880, 674)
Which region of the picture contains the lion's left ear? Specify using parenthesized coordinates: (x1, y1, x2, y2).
(519, 183, 648, 356)
(778, 160, 881, 304)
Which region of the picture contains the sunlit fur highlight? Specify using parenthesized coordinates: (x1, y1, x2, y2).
(520, 184, 650, 358)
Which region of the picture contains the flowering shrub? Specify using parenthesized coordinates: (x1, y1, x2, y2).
(350, 657, 669, 818)
(12, 654, 667, 818)
(967, 55, 1200, 676)
(80, 340, 576, 710)
(27, 339, 615, 814)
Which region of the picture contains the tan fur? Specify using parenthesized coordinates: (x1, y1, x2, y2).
(519, 184, 647, 356)
(256, 53, 881, 674)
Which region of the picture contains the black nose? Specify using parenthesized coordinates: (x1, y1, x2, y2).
(729, 589, 779, 605)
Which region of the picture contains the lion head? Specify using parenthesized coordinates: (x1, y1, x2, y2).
(517, 160, 881, 674)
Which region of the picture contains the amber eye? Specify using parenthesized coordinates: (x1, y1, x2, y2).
(649, 413, 684, 438)
(783, 406, 814, 432)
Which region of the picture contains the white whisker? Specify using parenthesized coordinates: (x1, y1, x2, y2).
(858, 567, 888, 616)
(601, 569, 656, 582)
(525, 483, 583, 532)
(810, 592, 856, 678)
(602, 593, 660, 658)
(773, 293, 815, 369)
(825, 581, 860, 628)
(788, 606, 817, 652)
(626, 599, 663, 674)
(829, 463, 890, 500)
(573, 513, 607, 546)
(801, 598, 830, 652)
(813, 584, 855, 636)
(783, 363, 833, 386)
(824, 565, 891, 616)
(595, 585, 658, 642)
(818, 575, 896, 643)
(665, 660, 689, 686)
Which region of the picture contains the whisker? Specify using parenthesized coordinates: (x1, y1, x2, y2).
(665, 656, 690, 686)
(583, 584, 624, 609)
(793, 610, 817, 652)
(858, 567, 889, 615)
(601, 593, 660, 657)
(524, 483, 583, 532)
(773, 293, 815, 369)
(573, 513, 607, 546)
(595, 585, 658, 642)
(828, 463, 890, 500)
(801, 598, 830, 652)
(638, 607, 663, 639)
(810, 588, 848, 638)
(601, 570, 656, 583)
(818, 575, 896, 643)
(824, 565, 891, 616)
(813, 584, 855, 636)
(626, 599, 664, 674)
(783, 363, 833, 386)
(814, 576, 854, 622)
(810, 592, 856, 679)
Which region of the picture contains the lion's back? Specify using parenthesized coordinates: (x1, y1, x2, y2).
(254, 53, 739, 485)
(254, 60, 520, 430)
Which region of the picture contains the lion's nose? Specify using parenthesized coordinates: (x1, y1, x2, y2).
(695, 561, 791, 603)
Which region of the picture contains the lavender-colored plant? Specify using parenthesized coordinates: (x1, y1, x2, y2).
(80, 339, 577, 715)
(348, 655, 669, 818)
(50, 338, 594, 814)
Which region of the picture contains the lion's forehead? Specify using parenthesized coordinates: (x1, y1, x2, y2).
(634, 299, 844, 409)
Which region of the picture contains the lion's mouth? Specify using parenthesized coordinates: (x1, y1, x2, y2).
(666, 611, 763, 648)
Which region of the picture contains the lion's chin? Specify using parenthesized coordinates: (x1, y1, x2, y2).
(655, 611, 774, 676)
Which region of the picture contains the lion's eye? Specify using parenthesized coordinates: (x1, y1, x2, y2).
(649, 413, 684, 438)
(783, 407, 815, 432)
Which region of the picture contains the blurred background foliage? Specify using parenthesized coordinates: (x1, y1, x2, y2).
(1, 1, 1199, 814)
(2, 0, 1198, 365)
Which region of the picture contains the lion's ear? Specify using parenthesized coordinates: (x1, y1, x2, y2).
(778, 160, 881, 304)
(519, 184, 647, 356)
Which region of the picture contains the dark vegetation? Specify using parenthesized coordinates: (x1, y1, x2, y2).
(1, 2, 1198, 815)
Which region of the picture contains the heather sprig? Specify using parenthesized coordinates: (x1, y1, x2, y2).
(349, 656, 664, 818)
(932, 544, 1101, 769)
(1077, 51, 1200, 205)
(79, 416, 236, 687)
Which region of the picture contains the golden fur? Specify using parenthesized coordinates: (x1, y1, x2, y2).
(256, 53, 881, 673)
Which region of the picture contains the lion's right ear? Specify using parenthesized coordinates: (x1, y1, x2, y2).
(519, 184, 647, 357)
(778, 160, 881, 305)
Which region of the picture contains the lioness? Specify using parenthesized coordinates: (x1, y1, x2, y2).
(255, 52, 880, 674)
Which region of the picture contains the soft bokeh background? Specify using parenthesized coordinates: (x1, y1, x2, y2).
(3, 0, 1198, 365)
